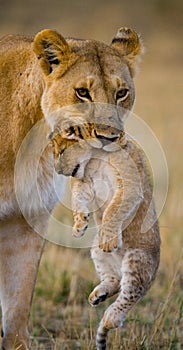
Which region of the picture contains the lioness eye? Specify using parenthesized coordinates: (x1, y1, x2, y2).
(75, 88, 92, 101)
(116, 88, 129, 101)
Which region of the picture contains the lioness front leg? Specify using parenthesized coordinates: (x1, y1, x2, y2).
(0, 218, 44, 350)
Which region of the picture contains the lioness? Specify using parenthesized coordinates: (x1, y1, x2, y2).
(0, 28, 147, 349)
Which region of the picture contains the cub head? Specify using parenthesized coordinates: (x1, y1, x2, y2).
(49, 118, 127, 178)
(33, 27, 144, 146)
(49, 129, 93, 179)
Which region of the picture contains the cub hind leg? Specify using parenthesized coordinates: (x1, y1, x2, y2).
(0, 217, 44, 350)
(96, 248, 160, 350)
(89, 240, 121, 306)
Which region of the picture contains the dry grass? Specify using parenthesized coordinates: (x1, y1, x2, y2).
(30, 243, 182, 349)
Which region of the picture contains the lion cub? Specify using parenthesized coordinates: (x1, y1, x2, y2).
(50, 123, 160, 350)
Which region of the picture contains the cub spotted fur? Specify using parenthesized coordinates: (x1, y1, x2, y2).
(0, 27, 148, 349)
(50, 121, 160, 350)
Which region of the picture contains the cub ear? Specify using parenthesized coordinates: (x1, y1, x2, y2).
(33, 29, 71, 76)
(111, 27, 144, 77)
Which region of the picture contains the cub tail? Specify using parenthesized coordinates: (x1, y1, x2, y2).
(96, 320, 109, 350)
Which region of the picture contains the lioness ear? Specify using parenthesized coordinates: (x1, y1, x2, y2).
(33, 29, 71, 76)
(111, 27, 144, 77)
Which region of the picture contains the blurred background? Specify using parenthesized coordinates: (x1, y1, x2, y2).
(0, 0, 182, 348)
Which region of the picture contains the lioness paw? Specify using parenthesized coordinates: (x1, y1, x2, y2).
(72, 212, 90, 238)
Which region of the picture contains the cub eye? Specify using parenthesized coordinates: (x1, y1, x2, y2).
(75, 88, 92, 101)
(116, 88, 129, 101)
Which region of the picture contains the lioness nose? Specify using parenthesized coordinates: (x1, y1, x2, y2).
(95, 132, 119, 145)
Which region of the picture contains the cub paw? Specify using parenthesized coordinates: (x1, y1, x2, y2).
(72, 212, 90, 238)
(88, 286, 109, 307)
(103, 305, 125, 329)
(99, 230, 122, 252)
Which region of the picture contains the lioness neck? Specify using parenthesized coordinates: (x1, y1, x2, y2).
(0, 36, 45, 160)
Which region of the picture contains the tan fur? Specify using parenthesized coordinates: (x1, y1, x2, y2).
(50, 122, 96, 160)
(50, 122, 160, 350)
(0, 27, 144, 349)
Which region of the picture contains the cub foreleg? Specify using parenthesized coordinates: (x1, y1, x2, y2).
(72, 180, 94, 238)
(99, 152, 143, 253)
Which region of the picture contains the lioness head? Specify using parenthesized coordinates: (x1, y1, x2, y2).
(33, 27, 143, 146)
